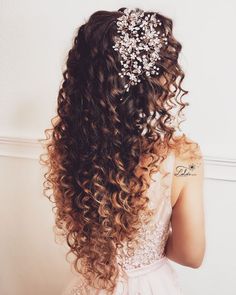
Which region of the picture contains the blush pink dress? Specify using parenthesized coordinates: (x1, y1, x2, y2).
(61, 150, 184, 294)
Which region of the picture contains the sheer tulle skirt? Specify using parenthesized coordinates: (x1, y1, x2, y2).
(61, 256, 184, 295)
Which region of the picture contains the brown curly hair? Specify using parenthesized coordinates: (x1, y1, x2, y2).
(39, 7, 199, 293)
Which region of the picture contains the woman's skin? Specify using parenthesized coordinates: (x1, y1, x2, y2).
(165, 143, 206, 268)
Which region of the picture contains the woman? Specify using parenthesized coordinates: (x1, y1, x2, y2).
(40, 7, 205, 294)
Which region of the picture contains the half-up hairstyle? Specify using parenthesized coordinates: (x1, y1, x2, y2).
(39, 7, 201, 293)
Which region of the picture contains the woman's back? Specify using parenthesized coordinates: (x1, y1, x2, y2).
(61, 149, 184, 294)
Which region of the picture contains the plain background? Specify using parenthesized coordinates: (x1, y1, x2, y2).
(0, 0, 236, 294)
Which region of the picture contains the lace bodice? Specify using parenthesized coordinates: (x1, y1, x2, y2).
(116, 151, 175, 272)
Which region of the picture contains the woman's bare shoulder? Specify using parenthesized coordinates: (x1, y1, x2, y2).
(170, 134, 204, 207)
(171, 134, 203, 163)
(166, 136, 205, 267)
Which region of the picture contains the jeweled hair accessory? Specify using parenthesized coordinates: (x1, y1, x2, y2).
(112, 8, 168, 92)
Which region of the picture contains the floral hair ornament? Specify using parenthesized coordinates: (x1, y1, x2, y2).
(112, 8, 168, 92)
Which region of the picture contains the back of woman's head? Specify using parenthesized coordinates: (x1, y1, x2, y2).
(40, 7, 195, 293)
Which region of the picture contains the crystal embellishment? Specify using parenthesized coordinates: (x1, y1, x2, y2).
(112, 8, 168, 92)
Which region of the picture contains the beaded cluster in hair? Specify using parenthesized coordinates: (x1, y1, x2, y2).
(112, 8, 168, 92)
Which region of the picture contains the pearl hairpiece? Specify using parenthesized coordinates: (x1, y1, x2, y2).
(112, 8, 168, 92)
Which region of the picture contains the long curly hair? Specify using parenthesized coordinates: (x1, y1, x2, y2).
(39, 7, 198, 293)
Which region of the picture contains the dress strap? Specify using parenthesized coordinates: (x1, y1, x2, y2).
(165, 150, 175, 176)
(161, 150, 175, 210)
(147, 150, 175, 215)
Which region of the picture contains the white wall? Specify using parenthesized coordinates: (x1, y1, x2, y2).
(0, 155, 72, 295)
(1, 0, 236, 294)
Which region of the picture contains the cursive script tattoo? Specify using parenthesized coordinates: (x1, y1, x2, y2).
(174, 163, 199, 177)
